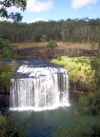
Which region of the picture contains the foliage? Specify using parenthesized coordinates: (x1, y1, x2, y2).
(55, 55, 100, 136)
(51, 55, 100, 115)
(5, 115, 27, 137)
(47, 40, 57, 48)
(78, 55, 100, 116)
(9, 12, 23, 24)
(69, 50, 76, 57)
(40, 35, 46, 42)
(0, 113, 7, 137)
(90, 55, 100, 92)
(0, 113, 27, 137)
(0, 64, 14, 91)
(57, 56, 61, 61)
(51, 56, 91, 82)
(54, 118, 100, 137)
(0, 37, 9, 49)
(0, 37, 14, 59)
(52, 55, 100, 137)
(0, 18, 99, 43)
(0, 0, 26, 22)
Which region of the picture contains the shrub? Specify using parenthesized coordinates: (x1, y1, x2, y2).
(0, 64, 14, 92)
(54, 118, 100, 137)
(47, 40, 57, 48)
(0, 113, 7, 137)
(0, 37, 13, 59)
(57, 56, 62, 61)
(69, 51, 76, 57)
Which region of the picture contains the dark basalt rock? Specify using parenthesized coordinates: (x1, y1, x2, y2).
(0, 86, 10, 108)
(17, 46, 97, 59)
(0, 80, 89, 108)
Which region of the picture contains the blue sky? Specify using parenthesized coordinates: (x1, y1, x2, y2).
(0, 0, 100, 22)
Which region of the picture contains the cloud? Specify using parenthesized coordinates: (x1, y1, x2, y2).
(26, 0, 54, 12)
(71, 0, 98, 9)
(0, 2, 21, 13)
(0, 17, 13, 22)
(0, 0, 53, 13)
(27, 18, 46, 23)
(7, 7, 20, 13)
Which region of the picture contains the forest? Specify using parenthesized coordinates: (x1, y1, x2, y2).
(0, 17, 100, 43)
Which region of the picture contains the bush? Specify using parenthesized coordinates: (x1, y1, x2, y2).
(0, 64, 14, 92)
(57, 56, 62, 61)
(0, 37, 13, 59)
(0, 113, 7, 137)
(47, 40, 57, 48)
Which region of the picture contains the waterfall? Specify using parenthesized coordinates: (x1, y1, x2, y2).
(10, 63, 70, 111)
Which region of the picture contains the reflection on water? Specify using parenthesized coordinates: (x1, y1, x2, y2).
(1, 105, 95, 137)
(5, 105, 81, 137)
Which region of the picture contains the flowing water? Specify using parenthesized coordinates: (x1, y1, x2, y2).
(10, 60, 70, 111)
(8, 60, 77, 137)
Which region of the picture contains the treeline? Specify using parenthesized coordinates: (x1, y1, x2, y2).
(0, 17, 100, 43)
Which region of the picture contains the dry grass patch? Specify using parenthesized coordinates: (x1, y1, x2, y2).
(57, 42, 98, 50)
(10, 42, 98, 50)
(10, 42, 48, 49)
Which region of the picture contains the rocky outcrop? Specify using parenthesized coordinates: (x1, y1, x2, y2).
(0, 85, 10, 108)
(69, 80, 89, 92)
(17, 46, 97, 59)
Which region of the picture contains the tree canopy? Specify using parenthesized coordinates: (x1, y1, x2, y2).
(0, 0, 27, 22)
(0, 18, 100, 43)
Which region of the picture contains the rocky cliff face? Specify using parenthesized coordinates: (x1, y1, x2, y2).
(17, 46, 96, 59)
(0, 86, 9, 108)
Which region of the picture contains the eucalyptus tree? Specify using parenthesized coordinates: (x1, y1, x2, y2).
(0, 18, 100, 43)
(61, 19, 76, 42)
(0, 0, 27, 22)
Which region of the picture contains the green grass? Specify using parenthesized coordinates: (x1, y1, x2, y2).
(51, 56, 92, 82)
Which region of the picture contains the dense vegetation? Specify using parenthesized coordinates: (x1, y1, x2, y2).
(52, 54, 100, 136)
(0, 18, 100, 43)
(51, 56, 91, 83)
(0, 1, 27, 136)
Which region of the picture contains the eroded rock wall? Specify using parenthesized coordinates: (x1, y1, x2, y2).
(17, 47, 97, 59)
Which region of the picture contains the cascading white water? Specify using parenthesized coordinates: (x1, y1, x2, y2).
(10, 64, 70, 111)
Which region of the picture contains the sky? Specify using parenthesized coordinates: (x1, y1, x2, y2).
(0, 0, 100, 23)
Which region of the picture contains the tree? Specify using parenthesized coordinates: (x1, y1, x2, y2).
(9, 12, 23, 23)
(0, 0, 27, 22)
(40, 34, 46, 42)
(0, 37, 13, 58)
